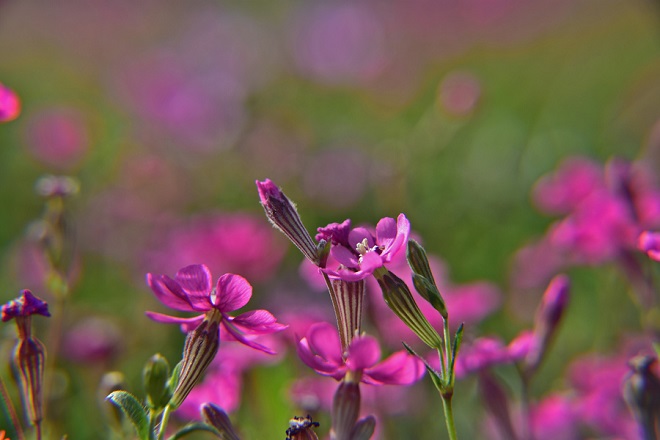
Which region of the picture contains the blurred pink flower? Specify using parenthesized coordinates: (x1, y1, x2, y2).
(24, 107, 89, 169)
(638, 230, 660, 261)
(530, 394, 579, 440)
(291, 3, 388, 85)
(438, 71, 481, 117)
(61, 317, 123, 365)
(145, 213, 286, 283)
(0, 83, 20, 122)
(532, 156, 604, 215)
(146, 264, 286, 354)
(318, 214, 410, 282)
(452, 336, 529, 378)
(297, 322, 424, 385)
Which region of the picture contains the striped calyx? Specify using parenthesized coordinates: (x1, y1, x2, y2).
(13, 336, 46, 426)
(376, 270, 443, 349)
(168, 314, 220, 409)
(257, 179, 321, 265)
(330, 380, 360, 440)
(329, 278, 365, 352)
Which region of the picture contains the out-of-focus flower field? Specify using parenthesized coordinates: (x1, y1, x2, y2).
(1, 1, 660, 439)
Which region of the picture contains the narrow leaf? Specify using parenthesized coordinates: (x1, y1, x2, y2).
(166, 422, 222, 439)
(106, 390, 151, 440)
(402, 342, 444, 392)
(448, 323, 464, 385)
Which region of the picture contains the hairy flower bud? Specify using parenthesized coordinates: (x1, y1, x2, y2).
(143, 353, 171, 410)
(169, 318, 220, 409)
(376, 269, 443, 349)
(331, 381, 360, 440)
(202, 403, 241, 440)
(256, 179, 321, 265)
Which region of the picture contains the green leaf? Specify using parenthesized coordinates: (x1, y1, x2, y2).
(402, 342, 445, 392)
(166, 422, 223, 439)
(106, 390, 151, 440)
(448, 323, 464, 386)
(0, 376, 23, 440)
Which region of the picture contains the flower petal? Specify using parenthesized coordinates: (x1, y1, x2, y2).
(377, 214, 410, 262)
(364, 351, 424, 385)
(175, 264, 213, 309)
(331, 245, 360, 268)
(221, 321, 277, 354)
(348, 227, 375, 250)
(296, 326, 345, 379)
(215, 274, 252, 312)
(145, 311, 204, 327)
(147, 274, 196, 311)
(231, 310, 288, 335)
(346, 336, 380, 371)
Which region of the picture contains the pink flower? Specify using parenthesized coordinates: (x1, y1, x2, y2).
(318, 214, 410, 281)
(145, 264, 286, 354)
(638, 230, 660, 261)
(0, 83, 20, 122)
(297, 322, 424, 385)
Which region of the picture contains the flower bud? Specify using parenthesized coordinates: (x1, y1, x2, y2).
(13, 336, 46, 426)
(376, 270, 443, 349)
(168, 319, 220, 409)
(329, 278, 365, 351)
(331, 381, 360, 440)
(411, 274, 448, 320)
(256, 179, 321, 265)
(350, 416, 376, 440)
(142, 354, 171, 410)
(202, 403, 241, 440)
(407, 239, 435, 283)
(286, 414, 320, 440)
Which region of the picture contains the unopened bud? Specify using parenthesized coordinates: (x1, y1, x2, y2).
(525, 274, 570, 374)
(376, 270, 443, 349)
(202, 403, 241, 440)
(411, 273, 448, 319)
(623, 355, 660, 439)
(256, 179, 321, 265)
(142, 354, 171, 410)
(331, 381, 360, 440)
(286, 414, 320, 440)
(350, 416, 376, 440)
(169, 318, 220, 409)
(13, 336, 46, 426)
(407, 240, 435, 283)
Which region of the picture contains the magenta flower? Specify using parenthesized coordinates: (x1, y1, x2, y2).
(297, 322, 424, 385)
(638, 230, 660, 261)
(145, 264, 286, 354)
(0, 83, 21, 122)
(318, 214, 410, 281)
(1, 290, 50, 323)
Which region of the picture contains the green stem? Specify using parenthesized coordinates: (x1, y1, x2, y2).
(157, 405, 172, 440)
(441, 394, 458, 440)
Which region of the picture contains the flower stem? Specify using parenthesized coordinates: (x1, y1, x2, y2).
(441, 393, 458, 440)
(157, 405, 172, 440)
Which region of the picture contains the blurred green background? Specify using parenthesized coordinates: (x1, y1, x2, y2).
(1, 0, 659, 438)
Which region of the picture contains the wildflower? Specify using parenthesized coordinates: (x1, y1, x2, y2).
(638, 230, 660, 261)
(296, 322, 424, 385)
(0, 83, 20, 122)
(146, 264, 287, 354)
(1, 290, 50, 430)
(318, 214, 410, 282)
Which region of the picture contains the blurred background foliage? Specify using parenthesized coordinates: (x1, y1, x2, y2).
(0, 0, 660, 438)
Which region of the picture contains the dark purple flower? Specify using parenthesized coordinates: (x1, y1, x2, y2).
(320, 214, 410, 281)
(146, 264, 286, 354)
(2, 290, 50, 323)
(297, 322, 424, 385)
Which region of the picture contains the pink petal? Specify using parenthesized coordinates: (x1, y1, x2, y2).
(145, 311, 204, 327)
(296, 334, 345, 379)
(378, 214, 410, 262)
(346, 336, 380, 371)
(215, 274, 252, 312)
(147, 274, 196, 311)
(175, 264, 213, 308)
(222, 321, 277, 354)
(348, 227, 375, 250)
(331, 245, 360, 268)
(359, 251, 384, 273)
(375, 217, 397, 246)
(306, 322, 344, 364)
(231, 310, 288, 335)
(364, 351, 424, 385)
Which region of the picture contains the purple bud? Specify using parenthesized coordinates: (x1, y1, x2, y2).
(1, 290, 50, 323)
(256, 179, 321, 265)
(202, 403, 241, 440)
